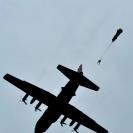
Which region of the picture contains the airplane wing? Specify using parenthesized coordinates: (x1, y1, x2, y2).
(57, 65, 99, 91)
(62, 104, 108, 133)
(3, 74, 56, 106)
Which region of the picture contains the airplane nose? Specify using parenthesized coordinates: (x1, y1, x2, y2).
(35, 119, 44, 133)
(34, 125, 43, 133)
(35, 113, 53, 133)
(34, 121, 51, 133)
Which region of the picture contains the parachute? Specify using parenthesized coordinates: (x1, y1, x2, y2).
(97, 28, 123, 64)
(112, 28, 123, 42)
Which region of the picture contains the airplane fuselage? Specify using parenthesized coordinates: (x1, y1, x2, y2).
(35, 80, 79, 133)
(57, 80, 79, 103)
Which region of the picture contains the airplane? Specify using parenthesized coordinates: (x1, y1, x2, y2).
(3, 64, 108, 133)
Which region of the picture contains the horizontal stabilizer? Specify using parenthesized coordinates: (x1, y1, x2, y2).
(57, 65, 99, 91)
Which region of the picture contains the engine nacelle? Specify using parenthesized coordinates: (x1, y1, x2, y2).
(73, 123, 80, 133)
(22, 94, 29, 104)
(30, 97, 36, 104)
(35, 102, 42, 111)
(69, 120, 75, 126)
(60, 116, 67, 126)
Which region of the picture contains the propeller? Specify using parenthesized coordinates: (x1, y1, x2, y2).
(30, 98, 36, 104)
(35, 102, 42, 112)
(69, 120, 75, 126)
(21, 94, 29, 105)
(60, 116, 67, 126)
(72, 123, 80, 133)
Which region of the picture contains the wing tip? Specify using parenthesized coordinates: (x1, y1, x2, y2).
(3, 73, 10, 80)
(96, 87, 100, 91)
(57, 64, 65, 71)
(90, 84, 100, 91)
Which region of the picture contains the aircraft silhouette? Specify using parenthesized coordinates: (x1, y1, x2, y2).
(3, 64, 108, 133)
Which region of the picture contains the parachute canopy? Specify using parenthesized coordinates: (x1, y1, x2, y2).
(97, 28, 123, 65)
(112, 28, 123, 42)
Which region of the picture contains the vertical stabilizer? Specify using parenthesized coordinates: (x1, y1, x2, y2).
(77, 64, 83, 74)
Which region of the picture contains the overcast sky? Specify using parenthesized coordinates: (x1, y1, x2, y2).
(0, 0, 133, 133)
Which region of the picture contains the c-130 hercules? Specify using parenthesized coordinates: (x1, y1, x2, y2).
(3, 64, 108, 133)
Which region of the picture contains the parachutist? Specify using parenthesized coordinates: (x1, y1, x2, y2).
(97, 59, 101, 64)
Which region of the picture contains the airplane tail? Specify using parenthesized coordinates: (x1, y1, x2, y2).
(77, 64, 83, 74)
(57, 65, 99, 91)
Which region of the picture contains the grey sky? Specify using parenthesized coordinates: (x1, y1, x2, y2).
(0, 0, 133, 133)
